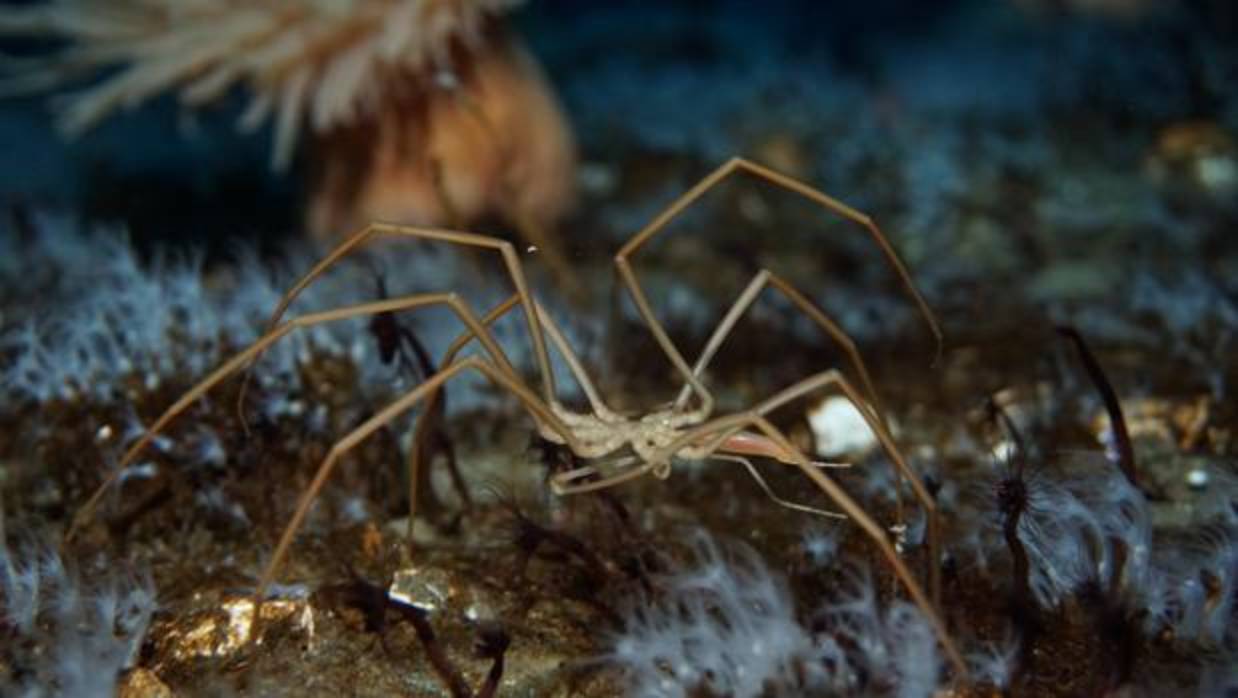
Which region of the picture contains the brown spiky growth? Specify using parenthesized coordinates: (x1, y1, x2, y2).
(0, 0, 577, 237)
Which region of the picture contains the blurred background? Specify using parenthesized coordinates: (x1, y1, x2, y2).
(1, 0, 1234, 263)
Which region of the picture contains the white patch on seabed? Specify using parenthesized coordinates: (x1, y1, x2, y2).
(807, 395, 879, 459)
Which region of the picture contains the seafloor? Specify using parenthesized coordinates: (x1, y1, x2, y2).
(1, 1, 1237, 697)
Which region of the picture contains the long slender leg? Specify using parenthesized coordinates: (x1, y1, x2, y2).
(253, 355, 574, 609)
(236, 223, 559, 426)
(673, 267, 909, 522)
(548, 460, 658, 495)
(408, 294, 519, 539)
(546, 403, 965, 679)
(406, 293, 620, 539)
(531, 300, 621, 422)
(548, 443, 849, 497)
(710, 454, 848, 520)
(371, 269, 472, 514)
(744, 415, 966, 680)
(538, 454, 644, 515)
(66, 293, 536, 542)
(614, 157, 942, 421)
(672, 268, 886, 425)
(417, 294, 618, 424)
(664, 369, 941, 611)
(649, 402, 957, 677)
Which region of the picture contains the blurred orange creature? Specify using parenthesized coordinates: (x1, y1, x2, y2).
(0, 0, 577, 240)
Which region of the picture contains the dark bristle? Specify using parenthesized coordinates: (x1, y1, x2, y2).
(1055, 325, 1138, 490)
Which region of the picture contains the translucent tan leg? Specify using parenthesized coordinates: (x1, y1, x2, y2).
(655, 375, 955, 676)
(417, 294, 618, 422)
(710, 454, 848, 520)
(539, 454, 645, 508)
(742, 415, 964, 678)
(672, 267, 906, 522)
(407, 295, 520, 539)
(551, 367, 943, 619)
(254, 355, 578, 608)
(548, 460, 657, 495)
(463, 286, 911, 538)
(66, 293, 529, 542)
(695, 369, 939, 608)
(673, 268, 886, 425)
(236, 223, 560, 428)
(520, 293, 944, 617)
(615, 156, 943, 422)
(546, 387, 963, 678)
(530, 300, 622, 421)
(405, 293, 620, 539)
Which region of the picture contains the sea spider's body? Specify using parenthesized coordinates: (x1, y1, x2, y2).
(542, 406, 704, 460)
(67, 157, 968, 677)
(540, 402, 805, 476)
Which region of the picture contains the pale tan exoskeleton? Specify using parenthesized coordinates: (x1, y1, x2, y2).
(67, 158, 966, 675)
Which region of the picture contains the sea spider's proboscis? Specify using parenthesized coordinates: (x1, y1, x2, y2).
(68, 157, 966, 677)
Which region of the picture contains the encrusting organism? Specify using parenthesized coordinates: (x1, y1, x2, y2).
(608, 530, 837, 697)
(0, 0, 577, 246)
(607, 530, 950, 696)
(65, 157, 967, 676)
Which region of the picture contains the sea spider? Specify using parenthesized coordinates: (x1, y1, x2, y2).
(68, 157, 965, 674)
